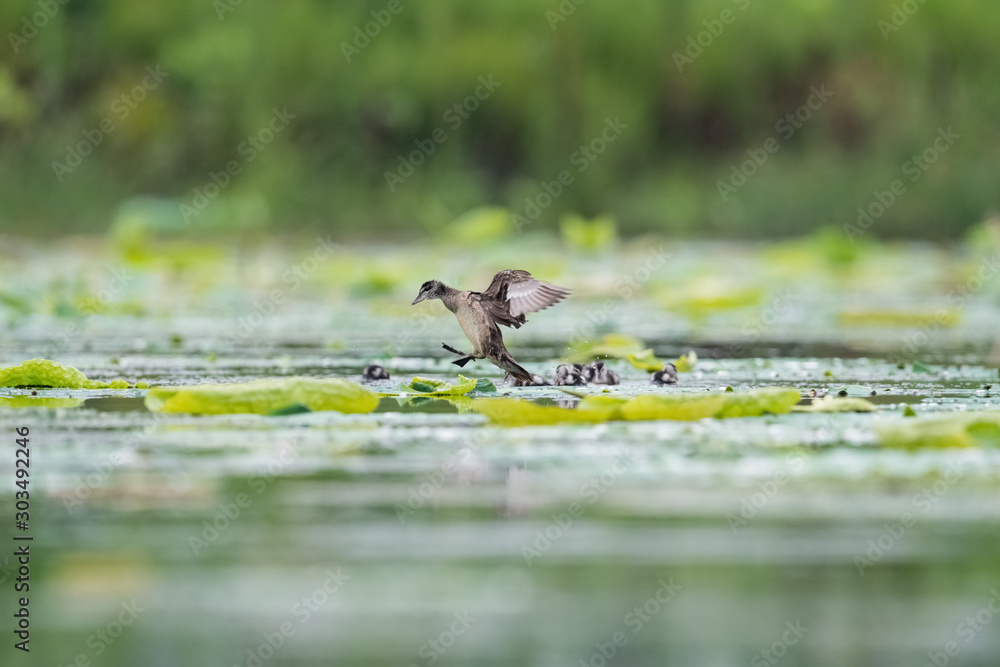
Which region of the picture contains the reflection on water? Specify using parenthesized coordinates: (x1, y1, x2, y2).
(3, 241, 1000, 665)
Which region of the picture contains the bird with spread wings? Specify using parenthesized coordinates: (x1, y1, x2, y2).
(411, 269, 570, 382)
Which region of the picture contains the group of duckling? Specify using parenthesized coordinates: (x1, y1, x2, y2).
(362, 360, 680, 387)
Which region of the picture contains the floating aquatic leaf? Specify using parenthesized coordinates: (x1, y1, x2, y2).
(0, 359, 91, 388)
(0, 396, 83, 409)
(673, 350, 698, 373)
(912, 361, 932, 373)
(620, 393, 727, 421)
(398, 375, 477, 396)
(445, 207, 513, 246)
(716, 386, 801, 418)
(145, 377, 379, 415)
(792, 395, 876, 413)
(626, 349, 664, 372)
(474, 377, 497, 393)
(838, 310, 960, 328)
(473, 398, 618, 426)
(879, 413, 1000, 449)
(267, 403, 311, 416)
(903, 405, 917, 417)
(0, 359, 144, 389)
(568, 334, 645, 363)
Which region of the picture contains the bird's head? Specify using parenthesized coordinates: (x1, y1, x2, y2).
(411, 280, 446, 305)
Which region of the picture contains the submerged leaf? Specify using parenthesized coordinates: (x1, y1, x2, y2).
(145, 377, 379, 415)
(792, 395, 877, 413)
(398, 375, 477, 396)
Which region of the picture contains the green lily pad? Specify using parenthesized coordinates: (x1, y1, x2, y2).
(0, 359, 143, 389)
(145, 377, 379, 415)
(620, 393, 727, 421)
(716, 386, 801, 418)
(398, 375, 477, 396)
(474, 377, 497, 393)
(626, 349, 664, 372)
(879, 412, 1000, 449)
(567, 333, 646, 364)
(673, 350, 698, 373)
(0, 359, 92, 388)
(0, 396, 84, 409)
(792, 395, 877, 413)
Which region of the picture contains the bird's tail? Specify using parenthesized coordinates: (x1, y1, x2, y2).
(492, 350, 533, 383)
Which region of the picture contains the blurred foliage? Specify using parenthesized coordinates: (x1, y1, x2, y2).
(1, 0, 998, 240)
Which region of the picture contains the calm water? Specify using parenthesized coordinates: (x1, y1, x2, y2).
(2, 240, 1000, 666)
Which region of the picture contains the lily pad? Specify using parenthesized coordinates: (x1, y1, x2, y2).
(398, 375, 477, 396)
(619, 393, 727, 421)
(145, 377, 379, 415)
(792, 395, 877, 413)
(0, 359, 92, 388)
(879, 413, 1000, 449)
(673, 350, 698, 373)
(715, 386, 801, 418)
(567, 333, 645, 364)
(473, 398, 619, 426)
(626, 349, 664, 372)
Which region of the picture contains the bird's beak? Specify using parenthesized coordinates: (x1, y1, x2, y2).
(411, 294, 425, 305)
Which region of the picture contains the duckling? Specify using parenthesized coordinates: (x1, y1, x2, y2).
(362, 364, 390, 381)
(585, 360, 620, 386)
(651, 363, 679, 386)
(412, 269, 570, 383)
(555, 363, 587, 386)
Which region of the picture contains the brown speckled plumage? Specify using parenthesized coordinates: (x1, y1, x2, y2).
(411, 270, 570, 382)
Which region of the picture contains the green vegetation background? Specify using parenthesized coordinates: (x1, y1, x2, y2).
(1, 0, 997, 239)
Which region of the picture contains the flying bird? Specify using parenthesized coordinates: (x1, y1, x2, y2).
(411, 269, 570, 383)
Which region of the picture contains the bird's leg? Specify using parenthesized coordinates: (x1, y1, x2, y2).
(442, 343, 467, 357)
(442, 342, 477, 367)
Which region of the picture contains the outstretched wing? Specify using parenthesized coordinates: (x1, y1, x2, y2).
(481, 269, 570, 328)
